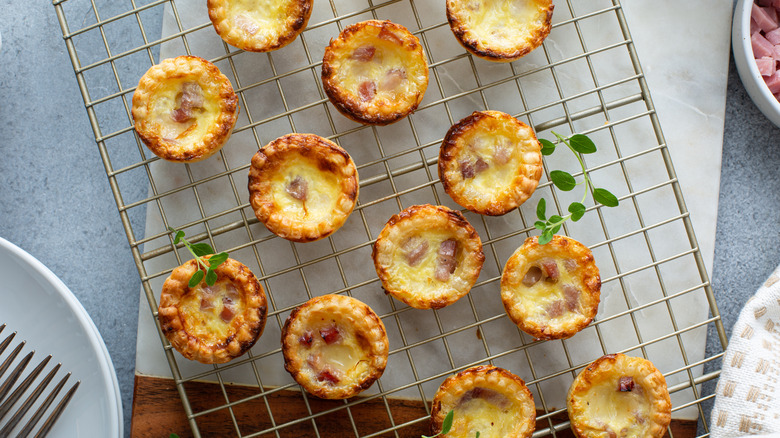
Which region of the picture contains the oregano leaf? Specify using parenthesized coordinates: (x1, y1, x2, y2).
(174, 230, 184, 245)
(538, 231, 553, 245)
(551, 224, 562, 234)
(536, 198, 546, 220)
(569, 134, 597, 154)
(550, 170, 576, 191)
(539, 138, 556, 156)
(568, 202, 586, 221)
(593, 188, 619, 207)
(205, 268, 218, 286)
(208, 252, 229, 268)
(441, 409, 454, 434)
(534, 221, 546, 231)
(190, 242, 215, 257)
(189, 270, 204, 288)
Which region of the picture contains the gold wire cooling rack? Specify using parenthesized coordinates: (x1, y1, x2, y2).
(52, 0, 728, 436)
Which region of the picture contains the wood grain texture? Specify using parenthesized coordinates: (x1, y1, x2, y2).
(132, 375, 698, 437)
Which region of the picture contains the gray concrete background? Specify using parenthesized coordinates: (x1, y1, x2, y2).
(1, 1, 778, 436)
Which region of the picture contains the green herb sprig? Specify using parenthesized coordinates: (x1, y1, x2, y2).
(422, 409, 453, 438)
(534, 131, 619, 245)
(169, 227, 229, 287)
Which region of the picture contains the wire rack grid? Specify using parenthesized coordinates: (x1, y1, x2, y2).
(52, 0, 728, 437)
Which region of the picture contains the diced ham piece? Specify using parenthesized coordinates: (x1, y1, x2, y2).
(286, 176, 308, 201)
(563, 258, 578, 272)
(319, 326, 341, 344)
(753, 3, 779, 32)
(233, 14, 259, 35)
(547, 300, 564, 318)
(752, 17, 761, 35)
(775, 0, 780, 9)
(766, 26, 780, 44)
(359, 81, 376, 102)
(757, 56, 777, 76)
(351, 45, 376, 62)
(474, 157, 489, 173)
(317, 367, 342, 384)
(378, 26, 403, 45)
(618, 376, 635, 392)
(200, 298, 215, 311)
(299, 330, 314, 347)
(170, 82, 203, 123)
(457, 387, 511, 409)
(753, 31, 777, 59)
(758, 0, 773, 6)
(563, 284, 581, 312)
(220, 306, 235, 323)
(522, 266, 543, 287)
(201, 284, 219, 298)
(403, 238, 429, 267)
(493, 144, 511, 165)
(459, 160, 475, 179)
(434, 239, 458, 282)
(766, 71, 780, 94)
(379, 68, 406, 91)
(540, 258, 559, 282)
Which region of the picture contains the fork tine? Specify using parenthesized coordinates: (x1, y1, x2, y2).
(0, 363, 62, 437)
(0, 348, 32, 402)
(33, 380, 79, 438)
(0, 334, 21, 374)
(0, 354, 51, 421)
(0, 324, 5, 335)
(16, 372, 70, 438)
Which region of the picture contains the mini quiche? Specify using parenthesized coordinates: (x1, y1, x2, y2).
(158, 256, 267, 364)
(207, 0, 313, 52)
(281, 294, 389, 399)
(501, 235, 600, 340)
(430, 365, 536, 438)
(372, 204, 484, 309)
(567, 354, 672, 438)
(248, 133, 359, 243)
(446, 0, 554, 62)
(439, 111, 543, 216)
(321, 20, 429, 125)
(132, 56, 239, 163)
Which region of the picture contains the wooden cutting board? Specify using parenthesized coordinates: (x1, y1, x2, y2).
(131, 374, 697, 437)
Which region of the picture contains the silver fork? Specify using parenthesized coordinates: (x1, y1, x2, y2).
(0, 323, 80, 437)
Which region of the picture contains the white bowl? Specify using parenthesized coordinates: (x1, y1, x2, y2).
(733, 0, 780, 127)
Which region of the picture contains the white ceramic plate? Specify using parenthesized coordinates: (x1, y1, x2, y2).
(0, 237, 122, 437)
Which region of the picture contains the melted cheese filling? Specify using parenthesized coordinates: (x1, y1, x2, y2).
(465, 0, 545, 49)
(269, 156, 344, 222)
(148, 78, 220, 142)
(581, 380, 652, 435)
(462, 133, 518, 191)
(305, 327, 369, 377)
(391, 230, 458, 290)
(225, 0, 288, 38)
(518, 258, 577, 319)
(336, 37, 425, 102)
(178, 280, 243, 343)
(452, 397, 515, 437)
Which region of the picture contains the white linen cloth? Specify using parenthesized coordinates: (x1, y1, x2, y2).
(711, 264, 780, 437)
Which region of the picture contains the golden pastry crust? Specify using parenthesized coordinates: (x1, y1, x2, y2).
(281, 294, 389, 399)
(372, 204, 484, 309)
(501, 235, 600, 340)
(207, 0, 313, 52)
(430, 365, 536, 438)
(567, 354, 672, 438)
(132, 56, 239, 163)
(446, 0, 554, 62)
(321, 20, 429, 125)
(439, 111, 543, 216)
(158, 256, 267, 364)
(248, 133, 359, 243)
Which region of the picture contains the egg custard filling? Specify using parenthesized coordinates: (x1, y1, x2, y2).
(372, 204, 484, 310)
(248, 133, 359, 243)
(281, 294, 389, 399)
(207, 0, 312, 52)
(501, 235, 600, 340)
(178, 280, 245, 343)
(431, 365, 535, 438)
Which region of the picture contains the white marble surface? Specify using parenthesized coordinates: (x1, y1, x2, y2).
(134, 0, 733, 422)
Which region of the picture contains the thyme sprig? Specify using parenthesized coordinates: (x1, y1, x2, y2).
(169, 227, 228, 287)
(535, 131, 619, 245)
